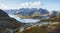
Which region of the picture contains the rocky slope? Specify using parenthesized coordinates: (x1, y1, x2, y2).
(0, 9, 24, 33)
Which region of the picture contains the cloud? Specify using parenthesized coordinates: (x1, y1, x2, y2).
(0, 4, 8, 9)
(0, 1, 42, 9)
(19, 1, 42, 8)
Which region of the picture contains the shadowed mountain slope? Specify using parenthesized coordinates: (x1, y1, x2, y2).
(0, 9, 24, 33)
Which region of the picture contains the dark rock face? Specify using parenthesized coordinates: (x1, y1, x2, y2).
(48, 26, 60, 33)
(0, 9, 10, 18)
(0, 9, 24, 33)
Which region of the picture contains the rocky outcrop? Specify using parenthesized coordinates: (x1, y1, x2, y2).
(0, 9, 24, 33)
(48, 25, 60, 33)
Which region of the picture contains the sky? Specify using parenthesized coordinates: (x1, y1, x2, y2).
(0, 0, 60, 11)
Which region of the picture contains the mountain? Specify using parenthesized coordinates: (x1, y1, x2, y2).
(0, 9, 24, 33)
(4, 9, 18, 14)
(52, 11, 57, 16)
(16, 8, 49, 17)
(32, 8, 49, 19)
(17, 8, 37, 16)
(4, 8, 49, 17)
(0, 9, 10, 18)
(38, 8, 49, 14)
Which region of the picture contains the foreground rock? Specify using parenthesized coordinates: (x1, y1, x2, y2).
(48, 23, 60, 33)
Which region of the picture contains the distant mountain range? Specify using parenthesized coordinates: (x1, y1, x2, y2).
(4, 8, 57, 16)
(52, 11, 57, 16)
(4, 9, 17, 14)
